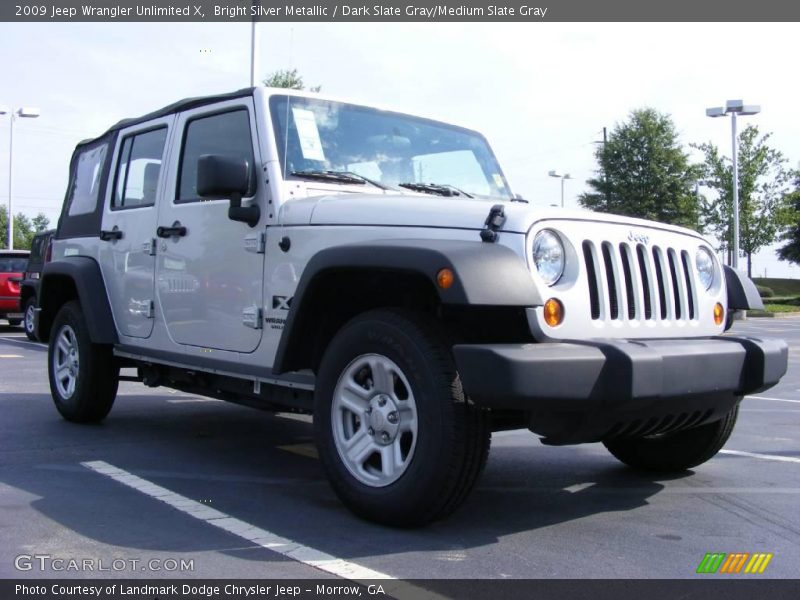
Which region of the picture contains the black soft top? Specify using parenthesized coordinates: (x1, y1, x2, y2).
(76, 87, 256, 148)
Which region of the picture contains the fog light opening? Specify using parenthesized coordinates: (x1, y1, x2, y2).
(544, 298, 564, 327)
(713, 302, 724, 326)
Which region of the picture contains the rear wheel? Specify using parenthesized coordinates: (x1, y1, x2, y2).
(48, 301, 119, 423)
(603, 405, 739, 472)
(23, 297, 37, 341)
(314, 308, 491, 527)
(8, 318, 22, 327)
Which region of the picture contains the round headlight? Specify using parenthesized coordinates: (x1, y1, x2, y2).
(532, 230, 565, 286)
(696, 247, 715, 290)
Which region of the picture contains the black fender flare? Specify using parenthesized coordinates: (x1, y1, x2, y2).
(38, 257, 118, 344)
(724, 265, 764, 311)
(272, 239, 541, 374)
(19, 280, 39, 307)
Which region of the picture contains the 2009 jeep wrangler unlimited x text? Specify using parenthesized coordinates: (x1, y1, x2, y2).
(36, 87, 788, 526)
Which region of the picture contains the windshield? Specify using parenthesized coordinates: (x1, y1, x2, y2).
(270, 95, 512, 200)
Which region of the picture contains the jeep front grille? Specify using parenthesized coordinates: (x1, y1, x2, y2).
(582, 240, 697, 322)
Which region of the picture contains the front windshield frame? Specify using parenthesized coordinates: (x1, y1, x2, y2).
(268, 94, 512, 200)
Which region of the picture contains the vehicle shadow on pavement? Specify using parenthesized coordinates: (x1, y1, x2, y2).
(0, 324, 26, 334)
(0, 392, 683, 570)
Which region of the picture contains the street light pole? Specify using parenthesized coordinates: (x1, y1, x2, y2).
(730, 111, 739, 271)
(7, 112, 13, 250)
(548, 170, 572, 208)
(1, 106, 40, 250)
(250, 0, 260, 86)
(705, 100, 760, 271)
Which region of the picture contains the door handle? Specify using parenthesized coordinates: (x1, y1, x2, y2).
(156, 221, 187, 238)
(99, 227, 123, 241)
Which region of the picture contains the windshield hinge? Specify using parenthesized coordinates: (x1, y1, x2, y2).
(480, 204, 506, 243)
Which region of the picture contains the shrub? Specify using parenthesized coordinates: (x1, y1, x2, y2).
(756, 285, 774, 298)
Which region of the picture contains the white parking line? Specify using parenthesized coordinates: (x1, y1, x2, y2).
(82, 460, 393, 580)
(564, 482, 595, 493)
(0, 337, 37, 348)
(747, 395, 800, 404)
(277, 412, 314, 424)
(167, 398, 224, 404)
(720, 450, 800, 464)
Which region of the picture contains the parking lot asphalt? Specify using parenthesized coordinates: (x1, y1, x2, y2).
(0, 318, 798, 581)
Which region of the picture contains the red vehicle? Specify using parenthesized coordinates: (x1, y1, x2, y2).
(0, 250, 29, 327)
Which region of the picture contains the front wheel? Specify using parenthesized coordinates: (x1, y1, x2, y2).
(603, 405, 739, 472)
(314, 309, 491, 527)
(48, 301, 119, 423)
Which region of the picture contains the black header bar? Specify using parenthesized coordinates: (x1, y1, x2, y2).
(3, 0, 799, 22)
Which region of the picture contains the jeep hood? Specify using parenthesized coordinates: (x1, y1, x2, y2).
(281, 193, 704, 239)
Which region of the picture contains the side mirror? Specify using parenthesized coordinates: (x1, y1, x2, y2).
(196, 154, 260, 227)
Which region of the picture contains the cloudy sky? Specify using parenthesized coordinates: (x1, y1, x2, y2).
(1, 21, 798, 276)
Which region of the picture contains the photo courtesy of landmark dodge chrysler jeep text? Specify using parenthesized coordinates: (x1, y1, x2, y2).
(35, 87, 788, 526)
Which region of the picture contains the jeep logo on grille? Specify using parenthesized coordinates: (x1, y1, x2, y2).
(628, 231, 650, 245)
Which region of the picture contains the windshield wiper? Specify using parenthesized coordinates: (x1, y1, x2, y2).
(291, 169, 389, 190)
(397, 182, 474, 198)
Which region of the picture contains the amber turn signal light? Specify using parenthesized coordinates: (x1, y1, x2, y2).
(713, 302, 724, 326)
(543, 298, 564, 327)
(436, 268, 455, 290)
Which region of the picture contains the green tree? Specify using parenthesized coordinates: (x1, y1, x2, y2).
(694, 126, 794, 277)
(579, 108, 701, 229)
(0, 206, 50, 250)
(263, 68, 321, 92)
(776, 174, 800, 265)
(31, 213, 50, 233)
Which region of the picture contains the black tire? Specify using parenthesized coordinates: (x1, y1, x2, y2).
(314, 308, 491, 527)
(23, 297, 37, 341)
(48, 300, 119, 423)
(8, 318, 22, 327)
(603, 405, 739, 472)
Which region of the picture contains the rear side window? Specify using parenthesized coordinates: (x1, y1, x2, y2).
(112, 127, 168, 209)
(176, 109, 255, 203)
(29, 235, 47, 262)
(67, 144, 108, 216)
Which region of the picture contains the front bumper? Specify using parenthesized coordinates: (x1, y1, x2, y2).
(453, 336, 787, 443)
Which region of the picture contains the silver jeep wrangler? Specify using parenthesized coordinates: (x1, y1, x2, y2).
(37, 87, 787, 526)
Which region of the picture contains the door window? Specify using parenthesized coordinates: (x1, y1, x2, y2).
(176, 109, 256, 203)
(112, 127, 168, 209)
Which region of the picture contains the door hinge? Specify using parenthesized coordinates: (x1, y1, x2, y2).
(147, 300, 155, 319)
(149, 238, 157, 256)
(242, 306, 263, 329)
(244, 231, 266, 254)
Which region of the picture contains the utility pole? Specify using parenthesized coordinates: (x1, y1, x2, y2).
(602, 126, 608, 204)
(593, 127, 609, 205)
